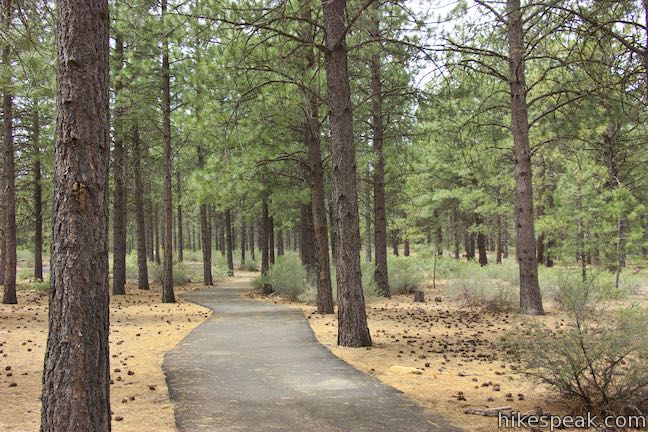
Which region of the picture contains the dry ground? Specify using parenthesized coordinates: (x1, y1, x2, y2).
(0, 282, 211, 432)
(255, 288, 586, 432)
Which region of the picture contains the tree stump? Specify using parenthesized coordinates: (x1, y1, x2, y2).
(263, 283, 274, 295)
(413, 291, 425, 303)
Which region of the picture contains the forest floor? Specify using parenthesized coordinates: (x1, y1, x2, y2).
(0, 281, 211, 432)
(254, 282, 596, 432)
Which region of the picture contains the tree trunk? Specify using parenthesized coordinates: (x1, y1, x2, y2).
(33, 106, 43, 281)
(277, 229, 284, 256)
(370, 1, 390, 298)
(161, 0, 174, 302)
(218, 214, 225, 255)
(176, 171, 183, 262)
(112, 33, 127, 296)
(403, 239, 410, 257)
(269, 216, 275, 265)
(391, 231, 399, 256)
(300, 9, 335, 312)
(261, 197, 269, 275)
(154, 205, 161, 264)
(225, 208, 234, 276)
(41, 0, 111, 427)
(197, 150, 212, 284)
(249, 223, 255, 261)
(496, 214, 503, 264)
(132, 126, 149, 289)
(1, 0, 16, 304)
(364, 175, 372, 263)
(507, 0, 543, 315)
(321, 0, 371, 347)
(240, 220, 246, 265)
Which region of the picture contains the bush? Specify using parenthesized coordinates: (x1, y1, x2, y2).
(32, 277, 51, 293)
(387, 257, 424, 294)
(446, 275, 518, 312)
(17, 267, 34, 281)
(253, 254, 309, 301)
(509, 275, 648, 415)
(239, 260, 258, 271)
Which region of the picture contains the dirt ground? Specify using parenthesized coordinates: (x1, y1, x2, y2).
(255, 290, 575, 432)
(0, 282, 211, 432)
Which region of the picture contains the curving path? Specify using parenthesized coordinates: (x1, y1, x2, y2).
(163, 274, 460, 432)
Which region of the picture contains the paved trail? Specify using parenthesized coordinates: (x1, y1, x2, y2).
(164, 275, 460, 432)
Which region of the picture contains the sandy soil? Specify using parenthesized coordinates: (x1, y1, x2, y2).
(0, 282, 211, 432)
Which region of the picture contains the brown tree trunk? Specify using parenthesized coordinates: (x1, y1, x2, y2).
(261, 197, 269, 275)
(507, 0, 544, 315)
(132, 126, 149, 289)
(475, 214, 488, 266)
(300, 203, 317, 273)
(197, 148, 212, 285)
(364, 172, 372, 263)
(328, 199, 336, 257)
(321, 0, 371, 347)
(112, 33, 127, 295)
(370, 1, 390, 299)
(300, 8, 335, 312)
(403, 239, 410, 257)
(225, 208, 234, 276)
(1, 0, 16, 304)
(161, 0, 175, 303)
(176, 171, 183, 262)
(269, 216, 275, 265)
(249, 223, 255, 261)
(154, 205, 161, 264)
(33, 106, 43, 281)
(218, 214, 225, 255)
(41, 0, 111, 427)
(240, 220, 246, 265)
(277, 229, 284, 256)
(391, 231, 399, 256)
(496, 214, 503, 264)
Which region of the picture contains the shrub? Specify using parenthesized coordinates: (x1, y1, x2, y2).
(387, 257, 424, 294)
(239, 260, 258, 271)
(17, 267, 34, 281)
(32, 277, 51, 293)
(509, 276, 648, 415)
(17, 248, 35, 268)
(253, 254, 309, 301)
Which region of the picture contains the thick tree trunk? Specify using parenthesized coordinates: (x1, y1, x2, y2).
(132, 126, 149, 289)
(33, 106, 43, 281)
(370, 2, 390, 298)
(112, 33, 127, 296)
(321, 0, 371, 347)
(507, 0, 544, 315)
(261, 197, 269, 275)
(41, 0, 111, 428)
(225, 208, 234, 276)
(1, 0, 15, 305)
(403, 239, 410, 257)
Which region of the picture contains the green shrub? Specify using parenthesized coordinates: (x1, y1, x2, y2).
(17, 248, 35, 267)
(239, 260, 258, 271)
(446, 275, 518, 311)
(17, 267, 34, 281)
(508, 276, 648, 415)
(252, 254, 309, 301)
(387, 256, 424, 294)
(32, 277, 51, 293)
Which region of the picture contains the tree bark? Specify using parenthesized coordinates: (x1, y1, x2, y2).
(41, 0, 111, 427)
(112, 33, 127, 295)
(176, 171, 183, 262)
(321, 0, 371, 347)
(33, 106, 43, 281)
(225, 208, 234, 276)
(403, 239, 410, 257)
(249, 223, 255, 261)
(391, 231, 399, 256)
(261, 197, 269, 275)
(364, 173, 372, 263)
(370, 1, 390, 299)
(132, 126, 149, 289)
(507, 0, 544, 315)
(240, 220, 246, 265)
(161, 0, 175, 303)
(496, 214, 503, 264)
(300, 203, 317, 273)
(1, 0, 15, 305)
(269, 216, 275, 265)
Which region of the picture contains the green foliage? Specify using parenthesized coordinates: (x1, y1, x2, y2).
(508, 277, 648, 414)
(387, 256, 424, 294)
(252, 253, 309, 301)
(149, 262, 191, 286)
